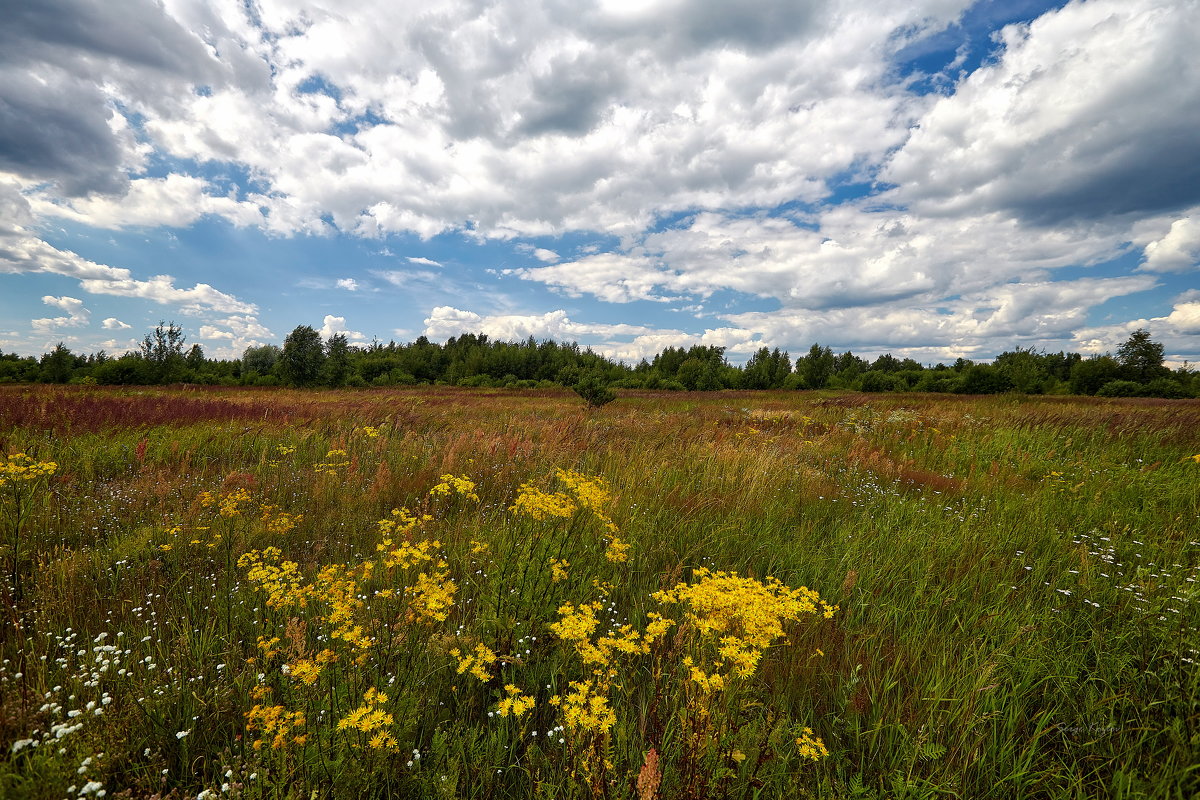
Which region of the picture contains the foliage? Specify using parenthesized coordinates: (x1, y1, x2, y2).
(1, 387, 1199, 799)
(572, 371, 617, 409)
(3, 325, 1195, 400)
(279, 325, 325, 387)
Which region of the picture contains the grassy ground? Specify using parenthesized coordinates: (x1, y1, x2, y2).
(1, 385, 1197, 799)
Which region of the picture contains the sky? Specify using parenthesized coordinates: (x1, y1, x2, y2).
(2, 0, 1199, 366)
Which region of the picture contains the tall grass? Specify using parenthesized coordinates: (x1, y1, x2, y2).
(1, 385, 1197, 799)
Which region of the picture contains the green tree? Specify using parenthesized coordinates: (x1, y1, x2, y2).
(39, 343, 76, 383)
(185, 343, 206, 372)
(1069, 355, 1121, 395)
(1116, 329, 1167, 383)
(280, 326, 326, 387)
(797, 344, 835, 389)
(324, 333, 352, 386)
(572, 370, 616, 408)
(242, 344, 282, 376)
(993, 347, 1050, 394)
(140, 321, 186, 383)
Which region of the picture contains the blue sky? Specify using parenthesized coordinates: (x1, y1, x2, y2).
(2, 0, 1199, 365)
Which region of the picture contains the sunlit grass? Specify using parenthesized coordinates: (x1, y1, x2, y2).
(1, 385, 1198, 799)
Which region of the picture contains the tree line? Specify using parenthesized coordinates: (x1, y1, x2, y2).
(1, 323, 1195, 398)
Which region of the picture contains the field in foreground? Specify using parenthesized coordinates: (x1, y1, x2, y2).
(1, 385, 1197, 800)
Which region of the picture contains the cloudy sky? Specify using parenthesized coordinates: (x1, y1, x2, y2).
(2, 0, 1199, 365)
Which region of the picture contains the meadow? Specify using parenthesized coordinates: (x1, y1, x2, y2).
(1, 385, 1197, 800)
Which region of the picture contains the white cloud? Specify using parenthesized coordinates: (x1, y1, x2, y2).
(1, 183, 257, 315)
(28, 174, 265, 230)
(336, 278, 360, 290)
(1141, 215, 1200, 273)
(102, 317, 131, 330)
(318, 314, 365, 341)
(32, 295, 90, 334)
(197, 315, 275, 359)
(421, 305, 762, 362)
(406, 257, 443, 267)
(882, 0, 1200, 223)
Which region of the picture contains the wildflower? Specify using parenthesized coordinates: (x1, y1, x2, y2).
(0, 453, 58, 487)
(287, 659, 322, 686)
(495, 685, 536, 718)
(450, 643, 497, 681)
(549, 558, 570, 583)
(429, 474, 480, 503)
(795, 727, 829, 761)
(604, 537, 631, 563)
(653, 568, 836, 684)
(510, 484, 576, 520)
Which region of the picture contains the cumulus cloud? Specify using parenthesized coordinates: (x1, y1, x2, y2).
(101, 317, 131, 330)
(197, 315, 275, 357)
(1141, 215, 1200, 273)
(32, 295, 90, 334)
(5, 0, 1200, 362)
(882, 0, 1200, 223)
(422, 305, 759, 362)
(0, 0, 222, 196)
(318, 314, 365, 341)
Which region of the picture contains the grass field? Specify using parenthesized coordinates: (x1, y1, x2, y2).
(1, 385, 1198, 799)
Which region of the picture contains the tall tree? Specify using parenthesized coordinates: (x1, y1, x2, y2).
(324, 333, 351, 386)
(1116, 329, 1167, 383)
(242, 344, 282, 375)
(280, 325, 325, 386)
(140, 321, 186, 383)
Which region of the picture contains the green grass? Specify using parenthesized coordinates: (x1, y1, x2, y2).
(1, 385, 1198, 799)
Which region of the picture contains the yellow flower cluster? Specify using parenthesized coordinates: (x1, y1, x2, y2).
(549, 679, 616, 735)
(450, 642, 497, 681)
(549, 558, 570, 583)
(338, 688, 397, 750)
(377, 507, 429, 541)
(652, 569, 836, 685)
(511, 470, 629, 563)
(246, 690, 307, 750)
(428, 474, 480, 503)
(408, 563, 457, 624)
(555, 470, 611, 516)
(239, 548, 312, 609)
(495, 684, 535, 717)
(355, 426, 382, 439)
(260, 504, 303, 534)
(314, 449, 351, 475)
(266, 444, 296, 467)
(255, 635, 281, 663)
(604, 538, 631, 563)
(510, 484, 577, 520)
(381, 536, 439, 568)
(548, 603, 673, 735)
(0, 453, 57, 486)
(550, 602, 669, 667)
(315, 563, 373, 652)
(286, 649, 336, 687)
(795, 728, 829, 761)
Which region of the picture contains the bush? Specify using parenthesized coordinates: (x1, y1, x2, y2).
(859, 370, 899, 392)
(1141, 378, 1190, 398)
(1096, 380, 1144, 397)
(573, 372, 617, 408)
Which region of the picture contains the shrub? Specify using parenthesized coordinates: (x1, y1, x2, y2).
(1096, 380, 1144, 397)
(573, 372, 617, 408)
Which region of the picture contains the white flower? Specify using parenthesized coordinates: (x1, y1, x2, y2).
(176, 730, 190, 739)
